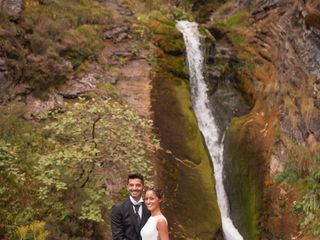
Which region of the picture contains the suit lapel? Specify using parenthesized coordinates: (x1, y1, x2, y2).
(126, 199, 140, 235)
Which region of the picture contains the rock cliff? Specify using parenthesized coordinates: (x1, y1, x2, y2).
(202, 0, 320, 238)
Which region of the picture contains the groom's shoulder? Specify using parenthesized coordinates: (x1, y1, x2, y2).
(113, 198, 130, 210)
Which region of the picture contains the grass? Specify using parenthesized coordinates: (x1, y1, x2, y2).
(216, 10, 249, 30)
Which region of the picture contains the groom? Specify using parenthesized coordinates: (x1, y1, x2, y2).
(111, 173, 150, 240)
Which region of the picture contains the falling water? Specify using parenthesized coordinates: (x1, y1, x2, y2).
(176, 21, 244, 240)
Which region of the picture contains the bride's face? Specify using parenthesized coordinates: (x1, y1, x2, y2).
(144, 190, 161, 212)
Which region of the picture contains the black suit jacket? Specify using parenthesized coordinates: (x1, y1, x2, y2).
(111, 199, 150, 240)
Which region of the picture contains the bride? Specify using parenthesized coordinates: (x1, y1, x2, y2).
(140, 187, 169, 240)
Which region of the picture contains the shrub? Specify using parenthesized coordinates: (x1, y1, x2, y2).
(276, 147, 320, 237)
(63, 25, 104, 68)
(0, 97, 154, 239)
(24, 53, 71, 96)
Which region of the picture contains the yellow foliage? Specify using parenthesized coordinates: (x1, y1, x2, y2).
(17, 221, 49, 240)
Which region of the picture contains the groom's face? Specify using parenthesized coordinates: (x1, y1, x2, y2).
(127, 178, 144, 200)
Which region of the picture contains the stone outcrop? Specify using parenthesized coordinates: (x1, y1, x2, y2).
(149, 17, 223, 240)
(204, 0, 320, 239)
(103, 24, 131, 42)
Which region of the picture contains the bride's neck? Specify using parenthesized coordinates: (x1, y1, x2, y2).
(151, 208, 161, 216)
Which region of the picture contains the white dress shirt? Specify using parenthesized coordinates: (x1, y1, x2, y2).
(130, 196, 143, 218)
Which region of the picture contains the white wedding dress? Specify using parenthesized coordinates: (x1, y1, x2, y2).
(141, 215, 167, 240)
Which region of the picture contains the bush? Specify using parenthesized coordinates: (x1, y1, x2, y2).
(63, 25, 104, 68)
(0, 97, 154, 239)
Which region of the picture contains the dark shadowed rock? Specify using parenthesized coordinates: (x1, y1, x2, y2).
(103, 24, 130, 42)
(8, 83, 32, 100)
(58, 74, 98, 99)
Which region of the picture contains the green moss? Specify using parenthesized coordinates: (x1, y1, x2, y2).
(150, 16, 222, 239)
(224, 110, 275, 239)
(230, 32, 246, 47)
(158, 53, 188, 78)
(153, 69, 222, 239)
(216, 10, 249, 30)
(97, 82, 121, 100)
(148, 18, 181, 37)
(153, 35, 185, 55)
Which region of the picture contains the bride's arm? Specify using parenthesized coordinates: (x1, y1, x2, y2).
(157, 218, 169, 240)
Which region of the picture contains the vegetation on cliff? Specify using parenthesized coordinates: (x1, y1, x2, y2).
(0, 94, 153, 239)
(0, 0, 111, 97)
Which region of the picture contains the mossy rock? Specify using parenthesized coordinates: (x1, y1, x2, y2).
(152, 69, 222, 239)
(224, 100, 277, 239)
(150, 15, 177, 27)
(148, 18, 181, 37)
(153, 34, 185, 55)
(150, 17, 222, 238)
(157, 51, 189, 79)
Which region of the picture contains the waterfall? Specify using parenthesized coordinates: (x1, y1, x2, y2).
(176, 21, 244, 240)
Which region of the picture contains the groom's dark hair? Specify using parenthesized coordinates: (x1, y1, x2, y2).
(127, 173, 144, 184)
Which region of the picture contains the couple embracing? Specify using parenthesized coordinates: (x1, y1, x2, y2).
(111, 173, 169, 240)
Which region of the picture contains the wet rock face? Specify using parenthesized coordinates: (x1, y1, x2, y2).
(203, 36, 252, 133)
(0, 0, 24, 19)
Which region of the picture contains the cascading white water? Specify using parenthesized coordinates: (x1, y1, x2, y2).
(176, 20, 244, 240)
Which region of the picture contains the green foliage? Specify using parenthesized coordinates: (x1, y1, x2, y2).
(294, 155, 320, 236)
(276, 152, 320, 237)
(64, 24, 104, 68)
(214, 10, 249, 50)
(0, 97, 154, 239)
(216, 10, 249, 30)
(97, 82, 121, 100)
(146, 55, 158, 67)
(132, 14, 153, 43)
(230, 32, 246, 47)
(275, 165, 299, 185)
